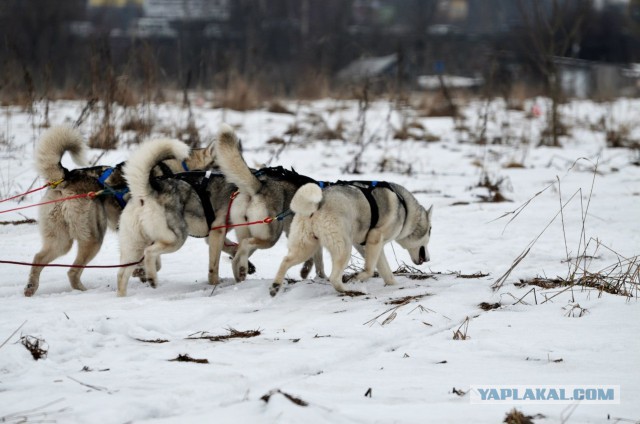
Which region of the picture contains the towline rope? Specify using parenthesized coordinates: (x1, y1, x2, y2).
(0, 189, 103, 215)
(0, 179, 64, 204)
(0, 258, 144, 269)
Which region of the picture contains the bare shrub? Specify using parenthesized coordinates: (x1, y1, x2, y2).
(219, 73, 260, 111)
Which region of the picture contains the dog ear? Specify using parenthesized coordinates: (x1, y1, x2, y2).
(427, 205, 433, 220)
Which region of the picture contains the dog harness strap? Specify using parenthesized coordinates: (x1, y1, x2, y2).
(97, 167, 114, 185)
(157, 162, 174, 177)
(96, 167, 128, 208)
(173, 170, 218, 229)
(195, 171, 216, 229)
(181, 160, 189, 172)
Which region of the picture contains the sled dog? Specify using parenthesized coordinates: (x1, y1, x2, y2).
(271, 181, 433, 294)
(24, 126, 216, 296)
(116, 135, 247, 296)
(215, 124, 325, 282)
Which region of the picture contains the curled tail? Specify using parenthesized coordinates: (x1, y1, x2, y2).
(215, 123, 262, 195)
(124, 138, 190, 198)
(36, 125, 87, 181)
(291, 183, 323, 217)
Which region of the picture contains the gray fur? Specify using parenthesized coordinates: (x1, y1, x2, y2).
(214, 124, 325, 282)
(25, 128, 217, 297)
(272, 182, 433, 295)
(116, 138, 242, 296)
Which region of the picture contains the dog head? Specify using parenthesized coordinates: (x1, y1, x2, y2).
(183, 142, 218, 171)
(398, 205, 433, 265)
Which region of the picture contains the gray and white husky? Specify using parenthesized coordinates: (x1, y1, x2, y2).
(116, 136, 243, 296)
(25, 126, 216, 297)
(215, 124, 325, 283)
(271, 181, 433, 295)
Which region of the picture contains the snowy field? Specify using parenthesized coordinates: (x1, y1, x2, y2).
(0, 97, 639, 423)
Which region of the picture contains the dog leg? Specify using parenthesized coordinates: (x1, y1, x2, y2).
(271, 240, 319, 296)
(221, 236, 256, 275)
(300, 258, 313, 279)
(356, 229, 385, 282)
(300, 248, 326, 279)
(313, 248, 327, 279)
(25, 237, 73, 297)
(117, 266, 136, 297)
(143, 240, 181, 289)
(327, 248, 350, 293)
(376, 251, 397, 286)
(232, 237, 272, 282)
(117, 241, 145, 297)
(207, 228, 225, 285)
(67, 238, 103, 291)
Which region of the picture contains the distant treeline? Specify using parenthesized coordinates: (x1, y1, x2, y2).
(0, 0, 638, 102)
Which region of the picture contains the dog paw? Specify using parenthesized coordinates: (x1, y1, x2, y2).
(71, 282, 87, 291)
(355, 271, 373, 282)
(247, 261, 256, 275)
(238, 266, 247, 282)
(147, 278, 156, 288)
(269, 282, 281, 297)
(208, 272, 219, 286)
(133, 268, 147, 282)
(384, 278, 398, 286)
(24, 284, 37, 297)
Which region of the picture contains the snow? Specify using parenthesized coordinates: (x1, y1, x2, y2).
(0, 98, 639, 423)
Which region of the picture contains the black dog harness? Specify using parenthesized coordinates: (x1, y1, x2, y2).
(152, 163, 224, 229)
(253, 166, 319, 188)
(332, 180, 408, 245)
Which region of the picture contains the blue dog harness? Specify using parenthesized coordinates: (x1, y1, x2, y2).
(97, 167, 129, 208)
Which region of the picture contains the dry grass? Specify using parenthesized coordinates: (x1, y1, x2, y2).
(452, 317, 471, 340)
(135, 338, 169, 344)
(385, 294, 432, 305)
(0, 218, 36, 226)
(89, 123, 118, 150)
(20, 335, 48, 360)
(478, 302, 501, 311)
(169, 354, 209, 364)
(475, 173, 511, 203)
(186, 328, 261, 342)
(503, 408, 539, 424)
(267, 101, 293, 115)
(219, 74, 261, 111)
(261, 389, 308, 407)
(392, 264, 435, 280)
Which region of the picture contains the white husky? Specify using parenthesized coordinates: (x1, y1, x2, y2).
(271, 181, 433, 294)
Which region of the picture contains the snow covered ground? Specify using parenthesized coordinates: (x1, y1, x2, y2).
(0, 97, 639, 423)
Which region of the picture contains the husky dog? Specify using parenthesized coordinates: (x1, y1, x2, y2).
(116, 136, 244, 296)
(215, 124, 325, 283)
(24, 126, 216, 297)
(271, 181, 433, 295)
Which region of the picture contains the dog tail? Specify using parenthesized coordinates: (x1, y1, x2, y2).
(125, 138, 190, 198)
(291, 183, 323, 217)
(215, 123, 262, 196)
(35, 125, 87, 182)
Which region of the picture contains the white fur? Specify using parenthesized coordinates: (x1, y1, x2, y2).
(290, 183, 323, 217)
(117, 138, 191, 297)
(215, 124, 262, 195)
(36, 125, 87, 181)
(124, 138, 189, 198)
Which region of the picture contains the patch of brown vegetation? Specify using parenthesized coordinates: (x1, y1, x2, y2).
(261, 389, 308, 407)
(169, 354, 208, 364)
(186, 328, 261, 342)
(20, 335, 48, 360)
